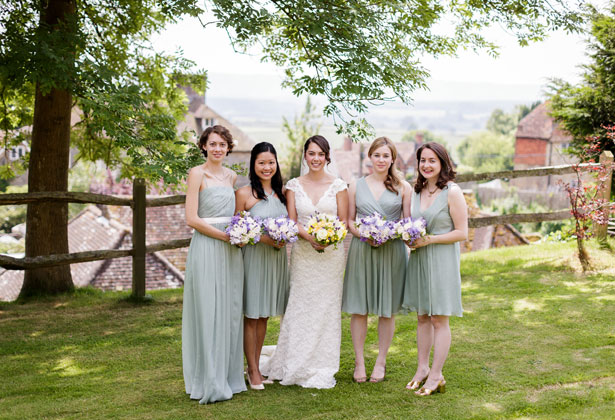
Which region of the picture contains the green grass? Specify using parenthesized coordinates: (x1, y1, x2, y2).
(1, 241, 615, 419)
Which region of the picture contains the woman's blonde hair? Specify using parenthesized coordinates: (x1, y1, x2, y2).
(368, 137, 402, 194)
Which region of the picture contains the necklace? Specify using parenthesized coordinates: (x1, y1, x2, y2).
(427, 185, 439, 196)
(204, 167, 226, 182)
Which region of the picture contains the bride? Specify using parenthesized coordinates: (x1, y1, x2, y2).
(262, 135, 348, 389)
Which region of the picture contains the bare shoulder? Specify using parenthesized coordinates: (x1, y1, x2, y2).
(187, 165, 205, 182)
(401, 179, 413, 193)
(236, 185, 251, 197)
(224, 166, 237, 181)
(188, 165, 205, 176)
(447, 183, 465, 202)
(448, 182, 463, 194)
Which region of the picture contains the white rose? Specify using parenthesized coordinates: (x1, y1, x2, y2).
(316, 229, 328, 241)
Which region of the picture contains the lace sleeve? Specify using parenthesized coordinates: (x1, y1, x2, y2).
(331, 178, 348, 194)
(285, 178, 300, 193)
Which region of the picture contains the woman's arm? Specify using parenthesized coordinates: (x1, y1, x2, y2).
(402, 181, 413, 219)
(336, 188, 349, 228)
(346, 181, 360, 238)
(411, 184, 468, 248)
(234, 186, 248, 214)
(185, 167, 230, 241)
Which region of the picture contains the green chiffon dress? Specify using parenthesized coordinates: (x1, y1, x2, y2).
(403, 183, 463, 317)
(342, 177, 407, 317)
(182, 186, 247, 404)
(243, 191, 290, 319)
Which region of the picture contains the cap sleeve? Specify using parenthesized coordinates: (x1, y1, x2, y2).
(331, 178, 348, 194)
(285, 178, 300, 192)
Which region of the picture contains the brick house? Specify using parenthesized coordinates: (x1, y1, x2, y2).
(180, 87, 256, 186)
(512, 102, 576, 190)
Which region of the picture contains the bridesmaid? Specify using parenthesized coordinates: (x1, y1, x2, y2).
(182, 125, 247, 404)
(235, 142, 290, 390)
(343, 137, 413, 383)
(403, 142, 468, 396)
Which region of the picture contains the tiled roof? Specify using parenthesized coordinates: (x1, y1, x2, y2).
(107, 204, 191, 272)
(516, 103, 553, 140)
(0, 205, 186, 302)
(91, 234, 183, 292)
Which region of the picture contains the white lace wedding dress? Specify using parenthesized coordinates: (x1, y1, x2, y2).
(261, 177, 347, 389)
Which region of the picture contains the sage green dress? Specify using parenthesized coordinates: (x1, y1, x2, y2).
(342, 177, 407, 317)
(243, 191, 290, 319)
(182, 186, 247, 404)
(403, 183, 463, 317)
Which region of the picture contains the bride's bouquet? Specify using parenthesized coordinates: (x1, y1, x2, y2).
(306, 212, 348, 253)
(225, 211, 261, 246)
(355, 212, 396, 246)
(262, 216, 299, 248)
(393, 217, 427, 246)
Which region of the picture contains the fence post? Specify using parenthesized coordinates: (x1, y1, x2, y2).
(132, 178, 146, 299)
(595, 150, 614, 241)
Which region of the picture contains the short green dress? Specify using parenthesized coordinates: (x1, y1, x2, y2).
(182, 186, 247, 404)
(243, 191, 290, 319)
(342, 177, 407, 317)
(403, 183, 463, 317)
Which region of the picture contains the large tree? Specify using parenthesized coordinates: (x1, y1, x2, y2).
(548, 3, 615, 160)
(1, 0, 584, 297)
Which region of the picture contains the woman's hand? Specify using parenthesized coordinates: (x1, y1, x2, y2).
(308, 236, 328, 252)
(260, 234, 286, 249)
(365, 238, 381, 248)
(406, 235, 430, 249)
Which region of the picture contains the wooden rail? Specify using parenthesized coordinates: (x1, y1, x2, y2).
(1, 158, 611, 299)
(456, 163, 594, 183)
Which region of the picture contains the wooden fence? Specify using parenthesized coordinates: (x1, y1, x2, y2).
(0, 154, 612, 298)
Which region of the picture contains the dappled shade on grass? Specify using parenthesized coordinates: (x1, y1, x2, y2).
(1, 241, 614, 419)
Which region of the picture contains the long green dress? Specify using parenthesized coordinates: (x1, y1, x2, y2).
(243, 191, 290, 319)
(403, 183, 463, 317)
(182, 186, 247, 404)
(342, 177, 407, 317)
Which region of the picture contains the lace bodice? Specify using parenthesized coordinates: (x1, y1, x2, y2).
(286, 177, 347, 226)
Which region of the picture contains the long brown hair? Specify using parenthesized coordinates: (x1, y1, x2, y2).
(368, 137, 402, 194)
(414, 142, 456, 193)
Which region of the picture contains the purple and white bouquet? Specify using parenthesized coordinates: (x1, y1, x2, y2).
(355, 212, 396, 246)
(393, 217, 427, 245)
(225, 211, 261, 246)
(262, 216, 299, 247)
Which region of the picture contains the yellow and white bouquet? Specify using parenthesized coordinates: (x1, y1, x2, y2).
(306, 211, 347, 253)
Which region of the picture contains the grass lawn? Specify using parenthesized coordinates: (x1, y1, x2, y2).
(1, 240, 614, 419)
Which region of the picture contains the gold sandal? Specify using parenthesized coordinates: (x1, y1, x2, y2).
(415, 379, 446, 396)
(406, 371, 430, 390)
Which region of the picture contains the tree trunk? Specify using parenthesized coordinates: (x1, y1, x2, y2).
(19, 0, 76, 298)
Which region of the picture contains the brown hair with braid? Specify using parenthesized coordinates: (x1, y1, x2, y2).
(414, 142, 456, 193)
(368, 137, 402, 194)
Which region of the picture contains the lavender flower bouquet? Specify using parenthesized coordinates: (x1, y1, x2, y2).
(225, 211, 261, 246)
(394, 217, 427, 246)
(355, 212, 396, 246)
(262, 216, 299, 248)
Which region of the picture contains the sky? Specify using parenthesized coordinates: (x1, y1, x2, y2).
(152, 4, 600, 103)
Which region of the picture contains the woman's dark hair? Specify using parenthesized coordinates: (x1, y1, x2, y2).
(249, 142, 286, 205)
(414, 142, 456, 193)
(198, 125, 234, 158)
(303, 135, 331, 164)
